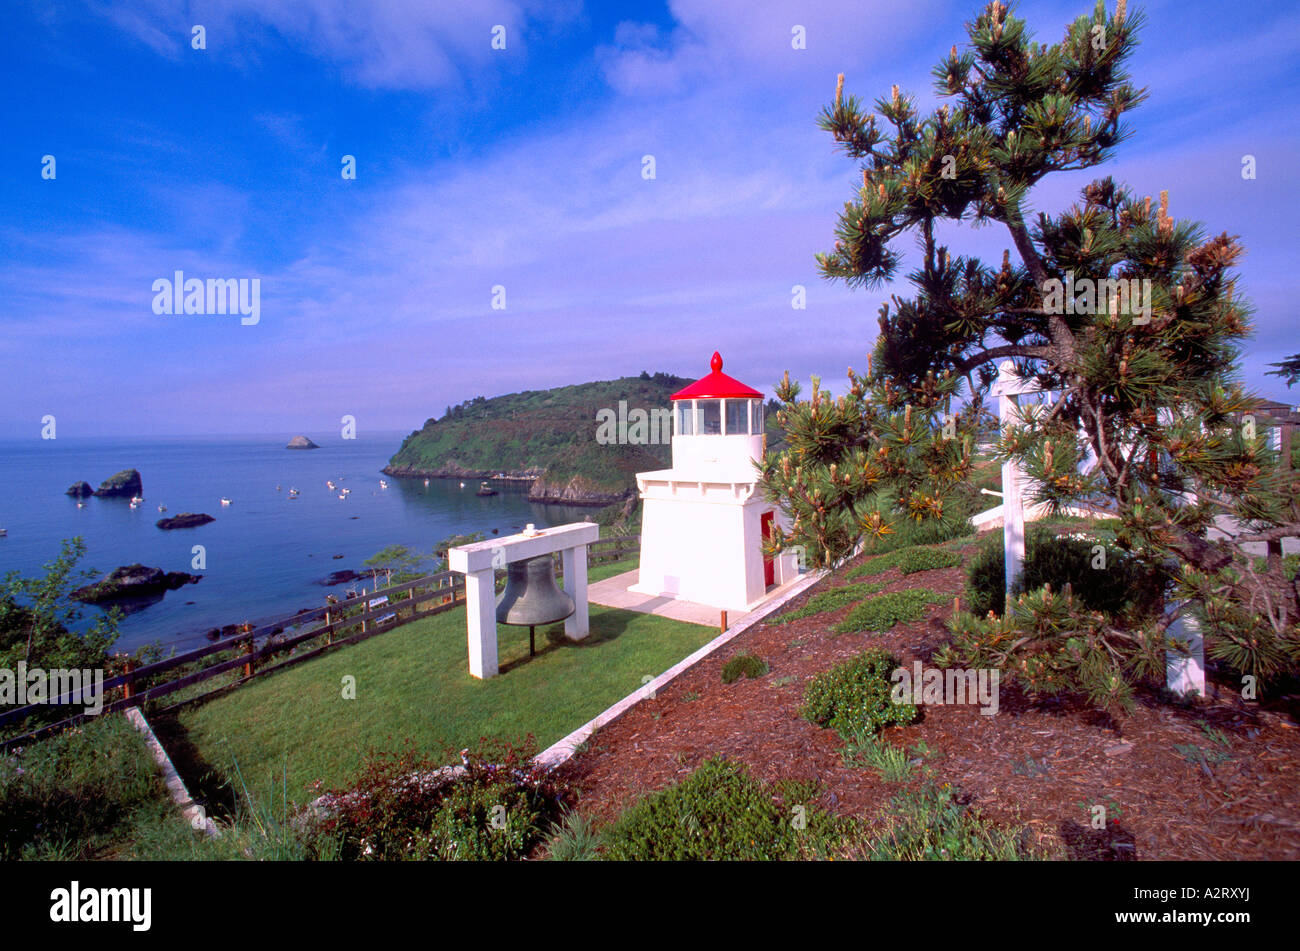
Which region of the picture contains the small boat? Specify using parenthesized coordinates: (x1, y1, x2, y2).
(288, 487, 299, 498)
(0, 528, 7, 537)
(459, 481, 465, 488)
(220, 497, 232, 506)
(130, 495, 143, 504)
(423, 478, 430, 487)
(338, 493, 347, 500)
(76, 502, 84, 509)
(476, 481, 498, 497)
(379, 479, 388, 489)
(157, 504, 167, 512)
(275, 484, 281, 492)
(326, 481, 335, 490)
(129, 500, 140, 510)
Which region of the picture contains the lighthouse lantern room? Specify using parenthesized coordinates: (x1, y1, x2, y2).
(631, 351, 799, 612)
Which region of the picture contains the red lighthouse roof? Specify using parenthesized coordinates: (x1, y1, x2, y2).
(670, 351, 763, 401)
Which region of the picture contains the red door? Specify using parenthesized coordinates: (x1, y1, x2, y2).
(760, 511, 775, 587)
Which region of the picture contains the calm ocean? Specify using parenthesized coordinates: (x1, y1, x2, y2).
(0, 432, 591, 653)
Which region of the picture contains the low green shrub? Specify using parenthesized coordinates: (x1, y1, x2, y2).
(964, 525, 1167, 620)
(849, 545, 962, 579)
(800, 648, 917, 737)
(857, 783, 1042, 860)
(720, 653, 769, 683)
(599, 757, 838, 860)
(771, 580, 883, 624)
(834, 588, 946, 633)
(307, 740, 569, 861)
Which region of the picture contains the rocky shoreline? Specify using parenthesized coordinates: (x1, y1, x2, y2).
(380, 464, 629, 507)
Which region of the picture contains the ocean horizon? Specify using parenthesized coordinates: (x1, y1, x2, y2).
(0, 432, 593, 653)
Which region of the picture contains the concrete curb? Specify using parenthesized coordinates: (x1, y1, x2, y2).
(534, 568, 828, 769)
(125, 706, 221, 839)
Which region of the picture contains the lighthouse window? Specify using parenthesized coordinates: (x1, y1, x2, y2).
(751, 400, 764, 435)
(697, 399, 722, 434)
(725, 399, 748, 435)
(676, 401, 694, 435)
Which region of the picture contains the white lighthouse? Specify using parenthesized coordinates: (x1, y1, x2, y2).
(630, 351, 799, 612)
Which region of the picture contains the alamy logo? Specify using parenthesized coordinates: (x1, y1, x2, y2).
(1041, 270, 1153, 324)
(0, 663, 104, 715)
(891, 662, 1000, 716)
(151, 270, 260, 325)
(595, 401, 671, 445)
(50, 882, 151, 931)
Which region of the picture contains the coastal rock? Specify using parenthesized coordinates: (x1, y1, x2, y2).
(527, 474, 631, 507)
(286, 435, 320, 450)
(316, 569, 363, 586)
(71, 564, 201, 604)
(94, 468, 143, 498)
(66, 481, 93, 498)
(156, 512, 215, 530)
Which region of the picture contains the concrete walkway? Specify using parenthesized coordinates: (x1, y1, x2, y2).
(588, 569, 803, 628)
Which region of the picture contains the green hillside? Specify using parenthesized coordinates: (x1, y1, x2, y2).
(385, 372, 783, 504)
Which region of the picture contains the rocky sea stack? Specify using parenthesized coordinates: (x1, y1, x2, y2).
(286, 435, 320, 450)
(94, 468, 143, 498)
(70, 564, 201, 603)
(65, 481, 93, 498)
(156, 512, 215, 530)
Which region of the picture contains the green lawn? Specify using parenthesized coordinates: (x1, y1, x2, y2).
(174, 561, 710, 804)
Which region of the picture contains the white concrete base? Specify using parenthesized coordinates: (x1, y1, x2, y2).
(1166, 607, 1206, 698)
(593, 568, 805, 626)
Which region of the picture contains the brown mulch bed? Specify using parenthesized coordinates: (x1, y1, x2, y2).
(555, 536, 1300, 860)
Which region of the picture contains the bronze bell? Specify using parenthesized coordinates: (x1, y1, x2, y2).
(496, 554, 575, 656)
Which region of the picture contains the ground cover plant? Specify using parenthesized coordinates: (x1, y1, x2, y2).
(834, 588, 947, 633)
(597, 757, 837, 860)
(771, 579, 884, 624)
(800, 647, 917, 736)
(720, 653, 768, 683)
(849, 544, 963, 578)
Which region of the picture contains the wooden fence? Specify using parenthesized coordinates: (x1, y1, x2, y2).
(0, 533, 640, 751)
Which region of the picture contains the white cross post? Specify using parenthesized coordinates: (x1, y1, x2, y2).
(990, 361, 1042, 604)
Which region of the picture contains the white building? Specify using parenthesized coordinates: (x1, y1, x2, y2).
(630, 351, 799, 612)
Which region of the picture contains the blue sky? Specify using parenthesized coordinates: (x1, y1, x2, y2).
(2, 0, 1298, 438)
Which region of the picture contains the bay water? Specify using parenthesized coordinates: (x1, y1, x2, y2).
(0, 432, 592, 653)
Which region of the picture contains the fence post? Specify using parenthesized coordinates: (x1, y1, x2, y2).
(123, 655, 135, 702)
(242, 625, 254, 678)
(720, 610, 728, 632)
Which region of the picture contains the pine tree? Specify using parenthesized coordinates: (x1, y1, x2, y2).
(764, 0, 1300, 709)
